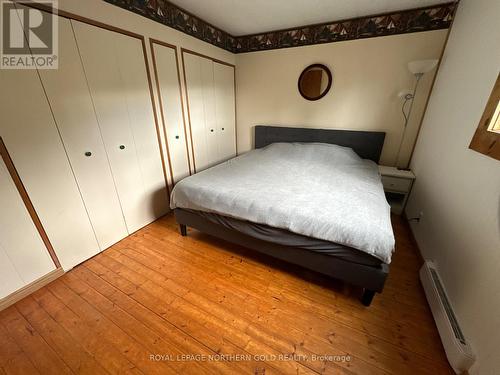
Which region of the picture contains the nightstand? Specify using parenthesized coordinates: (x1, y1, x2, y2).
(378, 166, 415, 215)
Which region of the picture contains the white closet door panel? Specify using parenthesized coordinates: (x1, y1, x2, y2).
(114, 33, 168, 222)
(38, 18, 127, 250)
(72, 21, 147, 234)
(0, 158, 55, 286)
(184, 53, 209, 171)
(200, 58, 219, 167)
(154, 44, 190, 183)
(214, 63, 236, 162)
(0, 63, 99, 271)
(0, 243, 24, 299)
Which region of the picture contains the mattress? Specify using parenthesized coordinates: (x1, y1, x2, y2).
(171, 142, 395, 263)
(186, 209, 382, 266)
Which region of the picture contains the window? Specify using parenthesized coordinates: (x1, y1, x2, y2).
(487, 99, 500, 133)
(469, 73, 500, 160)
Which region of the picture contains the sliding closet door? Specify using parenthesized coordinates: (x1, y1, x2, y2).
(72, 20, 167, 233)
(38, 18, 127, 250)
(0, 48, 99, 271)
(0, 158, 56, 299)
(214, 63, 236, 162)
(152, 42, 190, 184)
(184, 53, 210, 171)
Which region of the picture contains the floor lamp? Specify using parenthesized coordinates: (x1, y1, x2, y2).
(395, 59, 438, 169)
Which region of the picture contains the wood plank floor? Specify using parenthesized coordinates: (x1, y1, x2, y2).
(0, 213, 453, 374)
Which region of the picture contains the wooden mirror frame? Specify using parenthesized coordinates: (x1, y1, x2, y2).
(298, 64, 333, 101)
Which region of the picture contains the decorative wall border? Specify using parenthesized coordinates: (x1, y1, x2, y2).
(103, 0, 458, 53)
(103, 0, 236, 52)
(233, 3, 457, 53)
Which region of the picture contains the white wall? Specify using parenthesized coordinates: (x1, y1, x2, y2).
(405, 0, 500, 373)
(58, 0, 235, 181)
(235, 30, 447, 166)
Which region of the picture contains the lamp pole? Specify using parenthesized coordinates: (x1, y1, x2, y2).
(395, 72, 423, 169)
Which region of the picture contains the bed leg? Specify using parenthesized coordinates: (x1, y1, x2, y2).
(179, 224, 187, 236)
(361, 289, 376, 306)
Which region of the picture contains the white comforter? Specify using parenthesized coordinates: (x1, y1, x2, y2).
(170, 143, 395, 263)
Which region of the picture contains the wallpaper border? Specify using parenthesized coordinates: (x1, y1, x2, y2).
(103, 0, 458, 53)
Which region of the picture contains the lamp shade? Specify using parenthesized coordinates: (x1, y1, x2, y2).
(408, 59, 438, 74)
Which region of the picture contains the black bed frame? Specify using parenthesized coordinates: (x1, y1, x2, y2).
(175, 125, 388, 306)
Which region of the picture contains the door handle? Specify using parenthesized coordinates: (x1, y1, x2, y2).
(119, 145, 125, 150)
(175, 135, 180, 139)
(84, 151, 92, 157)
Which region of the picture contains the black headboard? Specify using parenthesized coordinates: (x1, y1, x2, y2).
(255, 125, 385, 163)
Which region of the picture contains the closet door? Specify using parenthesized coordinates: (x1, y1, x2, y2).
(200, 58, 219, 167)
(0, 244, 23, 299)
(214, 63, 236, 162)
(0, 157, 56, 299)
(72, 20, 167, 233)
(116, 34, 168, 219)
(184, 53, 237, 172)
(0, 44, 99, 271)
(152, 42, 190, 184)
(184, 53, 210, 171)
(38, 18, 127, 250)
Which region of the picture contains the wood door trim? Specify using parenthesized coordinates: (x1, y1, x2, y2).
(149, 38, 176, 52)
(173, 47, 194, 175)
(150, 38, 194, 175)
(0, 137, 61, 268)
(149, 39, 176, 187)
(150, 38, 193, 184)
(19, 1, 236, 177)
(17, 0, 171, 199)
(180, 48, 235, 68)
(16, 1, 143, 40)
(180, 50, 198, 173)
(140, 38, 171, 199)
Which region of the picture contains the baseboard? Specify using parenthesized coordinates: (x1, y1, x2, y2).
(0, 268, 64, 311)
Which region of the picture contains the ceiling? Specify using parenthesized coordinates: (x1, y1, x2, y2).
(169, 0, 453, 36)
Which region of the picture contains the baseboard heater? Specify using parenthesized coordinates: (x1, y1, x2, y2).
(420, 261, 475, 373)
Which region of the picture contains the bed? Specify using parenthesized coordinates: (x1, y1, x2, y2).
(171, 125, 394, 306)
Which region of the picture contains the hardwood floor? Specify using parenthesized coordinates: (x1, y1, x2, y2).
(0, 213, 453, 374)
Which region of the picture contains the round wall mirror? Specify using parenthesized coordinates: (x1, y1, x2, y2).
(298, 64, 332, 101)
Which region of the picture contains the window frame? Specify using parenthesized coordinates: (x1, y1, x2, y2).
(469, 73, 500, 161)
